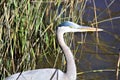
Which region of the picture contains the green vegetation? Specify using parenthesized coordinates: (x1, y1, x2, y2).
(0, 0, 120, 80)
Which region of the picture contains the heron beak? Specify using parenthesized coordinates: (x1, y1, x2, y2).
(79, 27, 103, 32)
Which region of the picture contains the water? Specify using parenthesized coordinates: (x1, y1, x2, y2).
(74, 0, 120, 80)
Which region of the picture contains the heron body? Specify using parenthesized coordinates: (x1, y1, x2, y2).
(5, 69, 67, 80)
(5, 21, 103, 80)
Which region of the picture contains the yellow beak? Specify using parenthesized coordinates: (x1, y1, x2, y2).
(79, 27, 103, 32)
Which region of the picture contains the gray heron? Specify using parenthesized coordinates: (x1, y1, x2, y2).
(5, 21, 103, 80)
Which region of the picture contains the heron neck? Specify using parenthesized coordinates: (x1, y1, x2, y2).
(57, 32, 77, 80)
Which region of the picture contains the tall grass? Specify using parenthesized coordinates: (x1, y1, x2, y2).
(0, 0, 119, 80)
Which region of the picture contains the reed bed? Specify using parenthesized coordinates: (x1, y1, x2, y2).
(0, 0, 120, 80)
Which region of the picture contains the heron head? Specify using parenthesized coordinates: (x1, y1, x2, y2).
(57, 21, 103, 34)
